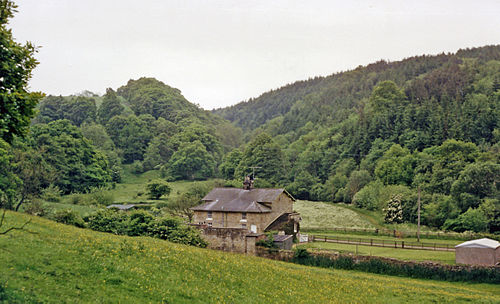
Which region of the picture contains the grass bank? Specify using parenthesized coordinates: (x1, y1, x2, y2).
(1, 211, 498, 303)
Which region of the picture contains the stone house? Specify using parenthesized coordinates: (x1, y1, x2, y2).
(190, 185, 300, 253)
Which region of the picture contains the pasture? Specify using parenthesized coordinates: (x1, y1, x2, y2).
(1, 211, 499, 303)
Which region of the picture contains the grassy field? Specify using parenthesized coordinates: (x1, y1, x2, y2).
(304, 232, 462, 246)
(1, 211, 499, 303)
(34, 169, 220, 218)
(298, 242, 457, 265)
(294, 200, 374, 229)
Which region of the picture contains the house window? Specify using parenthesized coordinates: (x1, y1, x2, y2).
(207, 211, 212, 220)
(241, 223, 247, 229)
(242, 212, 247, 220)
(208, 222, 212, 227)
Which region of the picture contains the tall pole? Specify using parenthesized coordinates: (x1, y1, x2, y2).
(417, 185, 421, 243)
(249, 166, 261, 180)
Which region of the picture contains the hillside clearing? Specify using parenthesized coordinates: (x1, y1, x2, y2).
(295, 200, 375, 229)
(1, 212, 498, 303)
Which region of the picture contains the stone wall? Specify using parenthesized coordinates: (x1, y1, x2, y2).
(192, 192, 295, 234)
(194, 225, 265, 254)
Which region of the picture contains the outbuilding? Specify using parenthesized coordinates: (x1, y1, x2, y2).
(455, 238, 500, 266)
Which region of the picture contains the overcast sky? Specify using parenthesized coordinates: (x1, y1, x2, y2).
(9, 0, 500, 110)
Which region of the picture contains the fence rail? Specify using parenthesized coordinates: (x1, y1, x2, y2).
(302, 227, 496, 241)
(310, 234, 455, 251)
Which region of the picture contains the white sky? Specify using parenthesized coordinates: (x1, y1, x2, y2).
(9, 0, 500, 110)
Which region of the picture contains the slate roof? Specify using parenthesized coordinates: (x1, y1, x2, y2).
(455, 238, 500, 249)
(191, 188, 292, 213)
(273, 234, 293, 242)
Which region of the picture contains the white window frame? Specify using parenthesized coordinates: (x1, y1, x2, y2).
(206, 211, 213, 220)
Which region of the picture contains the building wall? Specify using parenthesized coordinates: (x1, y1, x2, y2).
(195, 226, 263, 254)
(455, 247, 497, 265)
(193, 211, 268, 232)
(261, 193, 294, 231)
(192, 192, 294, 234)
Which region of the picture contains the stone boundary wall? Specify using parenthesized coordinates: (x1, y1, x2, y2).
(256, 247, 500, 273)
(193, 225, 265, 254)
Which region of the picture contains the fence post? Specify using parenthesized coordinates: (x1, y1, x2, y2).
(402, 241, 404, 249)
(394, 241, 397, 248)
(370, 239, 373, 246)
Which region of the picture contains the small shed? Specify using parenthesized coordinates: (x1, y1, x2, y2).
(455, 238, 500, 266)
(107, 204, 136, 211)
(273, 234, 293, 250)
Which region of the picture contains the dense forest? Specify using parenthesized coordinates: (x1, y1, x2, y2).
(216, 45, 500, 233)
(1, 33, 499, 233)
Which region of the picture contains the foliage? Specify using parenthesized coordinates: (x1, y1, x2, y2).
(89, 189, 115, 206)
(167, 141, 216, 180)
(442, 208, 488, 233)
(40, 184, 62, 202)
(255, 233, 277, 249)
(146, 180, 171, 199)
(235, 132, 285, 185)
(0, 139, 21, 209)
(0, 0, 43, 143)
(29, 120, 112, 194)
(97, 88, 124, 125)
(219, 148, 243, 180)
(84, 209, 206, 247)
(383, 195, 403, 224)
(291, 251, 500, 284)
(51, 209, 85, 228)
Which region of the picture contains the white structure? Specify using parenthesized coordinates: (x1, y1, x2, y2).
(455, 238, 500, 266)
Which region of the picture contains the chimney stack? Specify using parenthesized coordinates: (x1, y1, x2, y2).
(243, 175, 254, 190)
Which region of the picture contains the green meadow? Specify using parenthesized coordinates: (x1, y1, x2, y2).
(1, 211, 499, 303)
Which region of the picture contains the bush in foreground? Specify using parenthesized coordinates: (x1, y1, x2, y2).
(85, 209, 206, 247)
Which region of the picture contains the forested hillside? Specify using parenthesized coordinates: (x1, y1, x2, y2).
(1, 77, 243, 213)
(1, 39, 498, 235)
(216, 45, 500, 234)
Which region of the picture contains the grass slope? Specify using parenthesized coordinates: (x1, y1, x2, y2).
(295, 200, 375, 230)
(1, 212, 499, 303)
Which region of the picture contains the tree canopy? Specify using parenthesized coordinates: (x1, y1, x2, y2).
(0, 0, 43, 143)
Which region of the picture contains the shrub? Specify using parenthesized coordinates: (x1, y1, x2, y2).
(442, 207, 488, 232)
(65, 194, 86, 205)
(256, 233, 276, 249)
(90, 189, 115, 206)
(52, 209, 85, 228)
(85, 209, 128, 234)
(84, 209, 207, 247)
(23, 200, 51, 217)
(146, 180, 171, 199)
(290, 252, 500, 284)
(132, 160, 144, 174)
(353, 181, 383, 210)
(41, 185, 62, 202)
(127, 210, 154, 236)
(384, 195, 403, 223)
